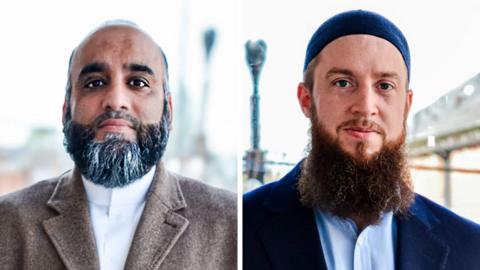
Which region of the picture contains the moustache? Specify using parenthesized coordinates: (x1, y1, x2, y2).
(337, 118, 385, 136)
(91, 111, 141, 132)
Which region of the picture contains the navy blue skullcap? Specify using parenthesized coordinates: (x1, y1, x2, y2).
(304, 10, 410, 80)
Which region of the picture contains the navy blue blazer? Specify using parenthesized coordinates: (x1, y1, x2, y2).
(244, 162, 480, 270)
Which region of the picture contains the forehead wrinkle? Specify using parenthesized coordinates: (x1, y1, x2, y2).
(75, 30, 140, 61)
(73, 38, 155, 76)
(374, 71, 401, 80)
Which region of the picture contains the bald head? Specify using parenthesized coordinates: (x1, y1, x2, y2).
(64, 23, 170, 120)
(72, 23, 166, 67)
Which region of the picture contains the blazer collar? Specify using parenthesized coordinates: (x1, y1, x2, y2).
(260, 161, 328, 270)
(396, 195, 450, 270)
(123, 162, 189, 270)
(263, 161, 304, 213)
(43, 168, 100, 270)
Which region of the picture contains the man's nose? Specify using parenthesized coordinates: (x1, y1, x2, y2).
(349, 84, 379, 117)
(101, 80, 131, 112)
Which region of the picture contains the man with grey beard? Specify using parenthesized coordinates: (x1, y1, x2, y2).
(0, 21, 236, 270)
(244, 10, 480, 270)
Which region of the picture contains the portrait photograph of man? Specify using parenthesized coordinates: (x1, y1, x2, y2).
(243, 4, 480, 270)
(0, 2, 238, 270)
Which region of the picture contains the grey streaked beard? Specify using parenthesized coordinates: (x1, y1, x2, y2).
(63, 105, 170, 188)
(83, 133, 147, 188)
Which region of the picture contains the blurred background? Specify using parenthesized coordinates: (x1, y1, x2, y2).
(241, 0, 480, 223)
(1, 1, 480, 223)
(0, 0, 241, 193)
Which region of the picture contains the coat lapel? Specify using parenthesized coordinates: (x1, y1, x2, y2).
(396, 196, 450, 270)
(259, 163, 327, 270)
(259, 162, 451, 270)
(123, 164, 189, 270)
(42, 169, 100, 270)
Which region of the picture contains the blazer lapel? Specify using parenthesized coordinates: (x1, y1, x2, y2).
(396, 196, 450, 270)
(259, 163, 327, 270)
(124, 164, 189, 270)
(42, 169, 100, 270)
(259, 162, 450, 270)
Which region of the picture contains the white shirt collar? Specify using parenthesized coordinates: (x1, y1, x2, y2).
(81, 166, 156, 207)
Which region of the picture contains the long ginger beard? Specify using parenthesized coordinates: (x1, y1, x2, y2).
(298, 109, 414, 225)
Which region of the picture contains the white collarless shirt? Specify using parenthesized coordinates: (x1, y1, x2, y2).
(81, 166, 155, 270)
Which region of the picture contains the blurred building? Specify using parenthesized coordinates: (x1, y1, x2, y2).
(163, 27, 237, 192)
(0, 128, 72, 196)
(408, 73, 480, 222)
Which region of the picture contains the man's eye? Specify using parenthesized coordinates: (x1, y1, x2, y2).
(334, 80, 352, 88)
(85, 80, 105, 88)
(129, 79, 149, 88)
(378, 82, 393, 91)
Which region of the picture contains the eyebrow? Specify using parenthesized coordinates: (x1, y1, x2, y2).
(325, 68, 355, 78)
(125, 63, 155, 75)
(326, 68, 401, 80)
(78, 62, 107, 79)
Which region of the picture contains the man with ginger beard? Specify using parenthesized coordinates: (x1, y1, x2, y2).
(244, 10, 480, 270)
(0, 21, 236, 270)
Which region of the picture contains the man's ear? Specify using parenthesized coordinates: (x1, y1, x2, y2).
(405, 89, 413, 117)
(62, 98, 68, 125)
(297, 82, 313, 118)
(167, 94, 173, 130)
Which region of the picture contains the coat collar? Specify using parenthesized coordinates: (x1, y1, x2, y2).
(260, 161, 450, 270)
(123, 163, 189, 270)
(260, 162, 328, 270)
(396, 196, 450, 270)
(43, 162, 189, 270)
(43, 168, 100, 270)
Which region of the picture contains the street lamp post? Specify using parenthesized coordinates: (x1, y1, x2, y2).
(244, 40, 267, 183)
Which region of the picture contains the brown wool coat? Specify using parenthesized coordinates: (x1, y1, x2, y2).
(0, 163, 237, 270)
